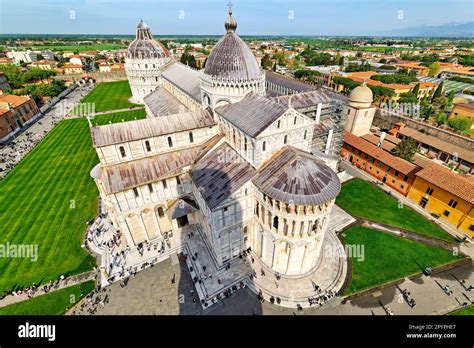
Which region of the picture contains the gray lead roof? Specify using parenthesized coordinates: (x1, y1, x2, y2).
(203, 33, 262, 80)
(253, 146, 341, 205)
(191, 142, 257, 210)
(215, 93, 288, 138)
(162, 62, 202, 101)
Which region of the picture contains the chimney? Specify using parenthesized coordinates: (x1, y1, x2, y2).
(377, 131, 386, 147)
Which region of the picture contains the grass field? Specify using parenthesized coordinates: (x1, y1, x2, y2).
(74, 81, 139, 114)
(449, 304, 474, 315)
(0, 110, 143, 294)
(342, 226, 464, 294)
(0, 281, 95, 315)
(336, 178, 456, 242)
(91, 109, 146, 126)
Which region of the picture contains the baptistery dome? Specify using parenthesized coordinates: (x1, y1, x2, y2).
(203, 7, 261, 80)
(127, 19, 170, 59)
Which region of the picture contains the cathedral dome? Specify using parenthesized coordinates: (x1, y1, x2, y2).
(204, 6, 261, 80)
(127, 19, 170, 59)
(348, 82, 373, 107)
(253, 147, 341, 206)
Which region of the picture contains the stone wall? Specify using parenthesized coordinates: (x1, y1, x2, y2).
(373, 109, 474, 150)
(54, 70, 127, 83)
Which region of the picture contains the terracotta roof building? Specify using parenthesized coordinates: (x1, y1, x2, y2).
(407, 165, 474, 237)
(341, 131, 420, 195)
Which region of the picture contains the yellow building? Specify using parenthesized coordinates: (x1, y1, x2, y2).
(449, 103, 474, 129)
(407, 165, 474, 237)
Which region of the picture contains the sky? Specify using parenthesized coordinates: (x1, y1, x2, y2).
(0, 0, 473, 36)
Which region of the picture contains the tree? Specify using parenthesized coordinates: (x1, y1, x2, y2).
(261, 54, 273, 69)
(434, 112, 447, 126)
(398, 92, 418, 104)
(448, 116, 472, 132)
(431, 82, 443, 101)
(371, 74, 418, 85)
(432, 96, 448, 112)
(180, 52, 197, 69)
(391, 137, 417, 161)
(411, 83, 420, 97)
(428, 62, 441, 77)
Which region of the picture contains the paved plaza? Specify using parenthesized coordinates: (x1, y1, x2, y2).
(87, 200, 355, 309)
(0, 83, 93, 175)
(76, 251, 472, 315)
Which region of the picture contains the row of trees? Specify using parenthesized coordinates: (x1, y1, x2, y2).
(0, 65, 57, 89)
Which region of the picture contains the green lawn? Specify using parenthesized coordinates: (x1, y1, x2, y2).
(336, 178, 456, 242)
(74, 81, 140, 114)
(449, 304, 474, 315)
(0, 111, 142, 294)
(91, 109, 146, 126)
(342, 226, 464, 295)
(0, 281, 95, 315)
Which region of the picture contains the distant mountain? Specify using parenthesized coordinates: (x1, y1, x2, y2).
(382, 21, 474, 38)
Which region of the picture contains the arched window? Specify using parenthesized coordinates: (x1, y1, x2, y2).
(294, 116, 297, 125)
(232, 130, 236, 144)
(262, 141, 266, 151)
(176, 176, 181, 185)
(133, 188, 139, 198)
(277, 120, 281, 128)
(273, 216, 279, 230)
(189, 132, 194, 143)
(244, 138, 248, 152)
(162, 179, 167, 189)
(119, 146, 126, 158)
(284, 135, 288, 144)
(304, 130, 307, 140)
(167, 136, 173, 148)
(157, 207, 164, 218)
(145, 140, 151, 152)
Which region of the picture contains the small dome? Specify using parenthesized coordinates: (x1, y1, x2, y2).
(127, 19, 169, 59)
(349, 82, 373, 106)
(204, 6, 261, 80)
(253, 147, 341, 206)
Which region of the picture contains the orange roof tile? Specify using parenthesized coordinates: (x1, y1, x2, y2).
(0, 94, 30, 108)
(343, 131, 420, 175)
(415, 165, 474, 204)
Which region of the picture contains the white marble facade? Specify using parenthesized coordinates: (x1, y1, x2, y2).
(90, 7, 350, 304)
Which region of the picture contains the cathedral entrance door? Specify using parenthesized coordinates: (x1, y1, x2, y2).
(177, 215, 189, 228)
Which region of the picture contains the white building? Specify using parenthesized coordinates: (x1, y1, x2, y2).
(89, 6, 356, 308)
(124, 19, 172, 103)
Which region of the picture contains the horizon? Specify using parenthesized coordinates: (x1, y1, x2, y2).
(0, 0, 473, 36)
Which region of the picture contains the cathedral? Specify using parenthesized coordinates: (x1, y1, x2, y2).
(88, 5, 373, 308)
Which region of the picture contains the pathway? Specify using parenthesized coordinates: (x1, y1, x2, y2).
(361, 220, 460, 252)
(0, 271, 97, 308)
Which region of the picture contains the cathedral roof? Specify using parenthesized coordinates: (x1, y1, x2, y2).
(253, 146, 341, 206)
(162, 62, 201, 101)
(91, 108, 215, 147)
(143, 87, 188, 117)
(203, 6, 262, 81)
(191, 142, 256, 210)
(271, 89, 347, 109)
(127, 19, 170, 59)
(215, 93, 288, 138)
(98, 135, 222, 194)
